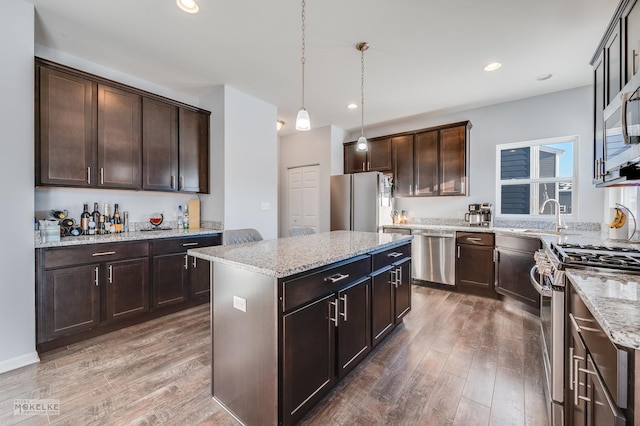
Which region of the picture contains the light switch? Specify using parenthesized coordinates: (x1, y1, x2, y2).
(233, 295, 247, 312)
(261, 202, 271, 211)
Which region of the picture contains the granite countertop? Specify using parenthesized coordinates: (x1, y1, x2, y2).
(188, 230, 413, 279)
(35, 227, 223, 249)
(566, 268, 640, 350)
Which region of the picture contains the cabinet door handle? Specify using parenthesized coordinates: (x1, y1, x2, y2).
(362, 162, 366, 172)
(634, 49, 638, 75)
(324, 273, 350, 283)
(457, 246, 461, 258)
(184, 254, 188, 270)
(192, 256, 197, 268)
(409, 184, 413, 196)
(388, 252, 403, 258)
(329, 299, 339, 327)
(94, 266, 99, 286)
(180, 176, 184, 190)
(367, 161, 370, 170)
(100, 168, 104, 185)
(108, 264, 113, 283)
(171, 175, 175, 189)
(493, 249, 499, 263)
(92, 251, 116, 257)
(182, 242, 199, 247)
(390, 269, 397, 285)
(569, 347, 575, 391)
(340, 294, 348, 321)
(87, 167, 91, 185)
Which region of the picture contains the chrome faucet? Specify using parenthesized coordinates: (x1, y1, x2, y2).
(539, 199, 567, 233)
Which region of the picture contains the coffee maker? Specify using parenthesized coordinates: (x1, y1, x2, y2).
(464, 203, 492, 227)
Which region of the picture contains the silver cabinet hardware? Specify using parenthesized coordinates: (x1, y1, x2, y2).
(466, 237, 482, 242)
(340, 294, 348, 321)
(367, 161, 370, 170)
(192, 256, 197, 268)
(87, 167, 91, 185)
(100, 167, 104, 185)
(329, 299, 339, 327)
(569, 347, 575, 390)
(324, 273, 350, 283)
(92, 251, 116, 257)
(397, 267, 402, 286)
(184, 254, 188, 270)
(457, 246, 461, 258)
(493, 249, 499, 262)
(182, 242, 199, 247)
(94, 266, 99, 286)
(389, 269, 397, 286)
(108, 264, 113, 283)
(387, 252, 403, 258)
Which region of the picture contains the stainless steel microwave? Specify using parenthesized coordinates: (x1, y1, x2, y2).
(603, 73, 640, 176)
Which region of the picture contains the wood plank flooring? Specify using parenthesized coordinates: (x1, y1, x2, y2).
(0, 285, 549, 425)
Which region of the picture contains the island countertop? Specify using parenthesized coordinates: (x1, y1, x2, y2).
(188, 230, 413, 278)
(566, 268, 640, 350)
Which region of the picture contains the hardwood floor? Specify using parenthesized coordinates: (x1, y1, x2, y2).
(0, 285, 548, 426)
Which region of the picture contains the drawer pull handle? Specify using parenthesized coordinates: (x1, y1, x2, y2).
(184, 255, 188, 270)
(573, 316, 595, 323)
(387, 252, 403, 258)
(92, 251, 116, 257)
(108, 264, 113, 283)
(324, 273, 350, 283)
(576, 325, 600, 333)
(329, 299, 339, 327)
(466, 237, 482, 242)
(182, 242, 199, 247)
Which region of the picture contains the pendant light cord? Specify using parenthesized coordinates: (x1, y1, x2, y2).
(301, 0, 306, 108)
(360, 45, 365, 137)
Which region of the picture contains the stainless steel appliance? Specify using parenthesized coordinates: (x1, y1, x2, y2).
(531, 242, 640, 425)
(464, 203, 492, 227)
(330, 172, 391, 232)
(411, 229, 455, 286)
(601, 73, 640, 185)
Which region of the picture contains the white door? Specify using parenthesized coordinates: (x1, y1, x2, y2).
(287, 165, 320, 235)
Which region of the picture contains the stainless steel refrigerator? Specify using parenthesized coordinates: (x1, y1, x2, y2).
(330, 172, 392, 232)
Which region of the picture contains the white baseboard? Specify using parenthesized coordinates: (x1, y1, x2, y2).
(0, 351, 40, 374)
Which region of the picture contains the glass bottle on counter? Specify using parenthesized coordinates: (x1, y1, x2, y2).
(177, 205, 184, 229)
(98, 215, 106, 235)
(80, 203, 90, 235)
(89, 203, 100, 235)
(183, 205, 189, 229)
(103, 204, 111, 234)
(113, 203, 122, 233)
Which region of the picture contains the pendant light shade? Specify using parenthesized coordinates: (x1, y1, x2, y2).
(296, 0, 311, 131)
(295, 108, 310, 131)
(356, 42, 369, 151)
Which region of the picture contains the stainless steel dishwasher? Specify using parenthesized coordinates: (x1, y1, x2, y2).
(411, 229, 455, 286)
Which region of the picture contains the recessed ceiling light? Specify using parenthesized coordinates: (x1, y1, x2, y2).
(537, 73, 553, 81)
(484, 62, 502, 72)
(177, 0, 199, 14)
(276, 120, 285, 131)
(347, 103, 358, 109)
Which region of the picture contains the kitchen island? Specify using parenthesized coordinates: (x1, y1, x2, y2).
(188, 230, 413, 425)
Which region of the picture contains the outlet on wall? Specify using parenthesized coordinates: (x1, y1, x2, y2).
(233, 295, 247, 312)
(261, 202, 271, 211)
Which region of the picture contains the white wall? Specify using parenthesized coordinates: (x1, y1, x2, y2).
(199, 86, 225, 224)
(349, 86, 603, 223)
(0, 0, 39, 373)
(222, 86, 278, 239)
(278, 125, 338, 237)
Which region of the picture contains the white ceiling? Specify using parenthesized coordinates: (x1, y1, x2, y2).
(26, 0, 619, 136)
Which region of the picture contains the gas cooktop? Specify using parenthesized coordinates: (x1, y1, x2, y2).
(551, 242, 640, 272)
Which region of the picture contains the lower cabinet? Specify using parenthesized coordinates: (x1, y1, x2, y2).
(455, 232, 496, 297)
(36, 233, 221, 351)
(337, 278, 371, 378)
(494, 235, 541, 311)
(371, 266, 395, 346)
(394, 258, 412, 323)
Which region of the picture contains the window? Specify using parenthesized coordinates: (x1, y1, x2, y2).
(496, 136, 577, 218)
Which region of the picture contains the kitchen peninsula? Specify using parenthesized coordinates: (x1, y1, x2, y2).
(188, 230, 413, 425)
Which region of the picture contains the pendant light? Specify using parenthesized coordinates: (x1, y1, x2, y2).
(295, 0, 311, 131)
(356, 42, 369, 151)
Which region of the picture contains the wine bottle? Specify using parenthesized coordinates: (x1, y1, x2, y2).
(113, 203, 122, 233)
(80, 203, 90, 235)
(89, 203, 100, 235)
(103, 203, 111, 234)
(98, 215, 105, 235)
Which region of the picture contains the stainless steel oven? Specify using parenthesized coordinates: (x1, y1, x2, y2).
(531, 250, 564, 426)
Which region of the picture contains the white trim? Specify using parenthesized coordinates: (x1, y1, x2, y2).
(0, 351, 40, 374)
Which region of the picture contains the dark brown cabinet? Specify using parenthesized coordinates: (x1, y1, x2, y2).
(343, 137, 392, 173)
(394, 258, 411, 323)
(593, 52, 606, 183)
(35, 59, 210, 193)
(105, 258, 150, 323)
(371, 267, 395, 346)
(567, 313, 588, 426)
(606, 22, 622, 107)
(37, 66, 95, 187)
(455, 232, 495, 297)
(414, 130, 438, 196)
(494, 235, 541, 312)
(391, 135, 414, 197)
(42, 264, 101, 340)
(625, 1, 640, 83)
(179, 108, 210, 193)
(337, 278, 371, 378)
(439, 125, 467, 196)
(97, 84, 142, 189)
(151, 235, 220, 308)
(142, 98, 178, 191)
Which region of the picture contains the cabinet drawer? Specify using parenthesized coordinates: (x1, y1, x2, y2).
(44, 241, 149, 269)
(456, 232, 494, 246)
(371, 242, 411, 271)
(495, 235, 541, 253)
(282, 256, 370, 312)
(152, 234, 222, 255)
(570, 285, 628, 408)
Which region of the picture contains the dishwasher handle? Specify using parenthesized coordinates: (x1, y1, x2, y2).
(411, 231, 455, 238)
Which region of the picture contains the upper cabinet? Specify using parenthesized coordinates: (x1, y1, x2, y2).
(391, 135, 414, 197)
(35, 59, 210, 193)
(344, 137, 392, 173)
